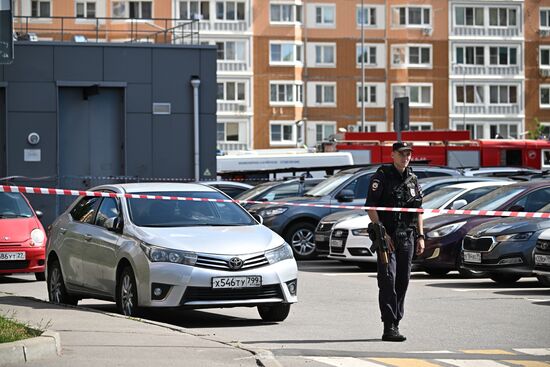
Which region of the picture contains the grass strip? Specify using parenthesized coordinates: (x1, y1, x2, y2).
(0, 315, 42, 343)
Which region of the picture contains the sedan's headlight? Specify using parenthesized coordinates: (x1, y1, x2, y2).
(140, 242, 197, 265)
(496, 232, 534, 242)
(352, 228, 370, 237)
(30, 229, 45, 246)
(259, 207, 288, 218)
(427, 221, 467, 238)
(265, 243, 294, 264)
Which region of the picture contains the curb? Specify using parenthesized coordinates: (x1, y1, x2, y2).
(0, 331, 61, 366)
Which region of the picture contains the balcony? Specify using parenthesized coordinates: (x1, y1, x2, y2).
(217, 61, 249, 72)
(198, 21, 248, 32)
(218, 142, 249, 151)
(453, 105, 521, 115)
(217, 102, 249, 113)
(452, 65, 522, 77)
(452, 26, 521, 38)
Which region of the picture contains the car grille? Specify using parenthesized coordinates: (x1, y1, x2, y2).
(463, 236, 494, 252)
(537, 239, 550, 253)
(330, 229, 348, 254)
(181, 284, 283, 303)
(195, 253, 269, 271)
(0, 261, 29, 270)
(317, 222, 335, 232)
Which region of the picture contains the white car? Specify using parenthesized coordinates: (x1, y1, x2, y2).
(534, 227, 550, 287)
(328, 181, 512, 268)
(46, 183, 297, 321)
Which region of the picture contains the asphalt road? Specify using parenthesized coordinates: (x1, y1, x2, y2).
(1, 260, 549, 367)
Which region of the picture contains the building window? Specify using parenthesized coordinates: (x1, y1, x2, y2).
(489, 47, 517, 65)
(179, 1, 209, 20)
(270, 3, 301, 23)
(356, 6, 376, 26)
(112, 1, 152, 18)
(76, 1, 96, 18)
(490, 123, 518, 139)
(455, 46, 484, 65)
(216, 1, 245, 21)
(270, 82, 303, 105)
(217, 81, 245, 101)
(217, 122, 240, 142)
(357, 84, 377, 104)
(356, 44, 377, 66)
(455, 7, 483, 26)
(315, 123, 336, 142)
(489, 8, 517, 27)
(391, 45, 431, 67)
(270, 121, 296, 145)
(489, 85, 517, 104)
(540, 86, 550, 107)
(455, 122, 485, 139)
(541, 47, 550, 68)
(315, 44, 335, 66)
(31, 0, 51, 17)
(540, 123, 550, 138)
(410, 122, 433, 131)
(456, 85, 484, 104)
(313, 83, 336, 106)
(392, 6, 430, 27)
(392, 84, 432, 107)
(315, 5, 335, 26)
(216, 41, 246, 61)
(541, 9, 550, 29)
(270, 42, 303, 65)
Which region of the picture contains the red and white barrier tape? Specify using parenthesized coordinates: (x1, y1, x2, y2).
(1, 184, 549, 219)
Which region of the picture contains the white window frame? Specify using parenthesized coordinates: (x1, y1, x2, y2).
(489, 85, 518, 105)
(216, 40, 247, 62)
(217, 80, 246, 102)
(314, 4, 335, 27)
(488, 7, 517, 28)
(269, 81, 304, 106)
(540, 46, 550, 68)
(489, 123, 519, 139)
(178, 1, 210, 20)
(410, 122, 433, 131)
(76, 1, 96, 18)
(269, 41, 303, 66)
(454, 6, 484, 27)
(215, 0, 245, 21)
(356, 43, 378, 67)
(350, 121, 386, 132)
(391, 44, 432, 68)
(391, 84, 432, 108)
(541, 9, 550, 29)
(270, 2, 302, 24)
(309, 82, 336, 107)
(313, 43, 336, 67)
(356, 5, 376, 27)
(489, 46, 518, 66)
(454, 45, 485, 66)
(356, 83, 378, 106)
(391, 6, 431, 28)
(31, 0, 51, 17)
(112, 1, 153, 19)
(269, 120, 299, 146)
(540, 123, 550, 139)
(455, 84, 484, 105)
(314, 121, 337, 142)
(217, 121, 243, 143)
(540, 85, 550, 108)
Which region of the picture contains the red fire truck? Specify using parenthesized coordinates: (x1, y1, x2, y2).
(320, 130, 550, 170)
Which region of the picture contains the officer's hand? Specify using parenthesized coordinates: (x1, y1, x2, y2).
(385, 234, 395, 252)
(416, 238, 425, 255)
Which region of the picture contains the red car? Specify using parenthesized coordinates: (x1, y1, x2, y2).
(0, 192, 47, 281)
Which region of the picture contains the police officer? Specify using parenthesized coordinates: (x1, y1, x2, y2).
(366, 142, 424, 342)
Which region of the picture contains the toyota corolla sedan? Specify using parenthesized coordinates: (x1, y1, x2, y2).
(534, 228, 550, 287)
(46, 183, 298, 321)
(0, 192, 47, 281)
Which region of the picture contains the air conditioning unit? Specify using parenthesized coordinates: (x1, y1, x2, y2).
(540, 68, 550, 77)
(422, 27, 432, 36)
(540, 29, 550, 37)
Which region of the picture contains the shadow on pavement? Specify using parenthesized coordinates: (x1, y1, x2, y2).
(241, 338, 382, 345)
(0, 275, 37, 284)
(297, 259, 375, 274)
(422, 279, 543, 289)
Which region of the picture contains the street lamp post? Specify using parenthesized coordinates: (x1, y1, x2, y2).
(190, 75, 201, 181)
(360, 0, 365, 132)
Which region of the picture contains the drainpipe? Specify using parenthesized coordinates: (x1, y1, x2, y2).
(190, 75, 201, 181)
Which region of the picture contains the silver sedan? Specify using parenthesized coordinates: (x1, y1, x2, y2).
(46, 183, 298, 322)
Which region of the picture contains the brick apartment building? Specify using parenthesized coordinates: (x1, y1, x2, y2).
(11, 0, 550, 150)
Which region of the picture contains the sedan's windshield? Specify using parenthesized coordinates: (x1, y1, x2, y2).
(234, 182, 277, 201)
(423, 187, 463, 209)
(0, 193, 34, 218)
(305, 173, 354, 197)
(128, 191, 256, 227)
(462, 186, 527, 211)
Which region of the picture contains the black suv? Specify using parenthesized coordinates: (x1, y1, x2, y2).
(248, 165, 461, 259)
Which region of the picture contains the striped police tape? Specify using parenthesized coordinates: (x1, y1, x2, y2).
(1, 184, 549, 219)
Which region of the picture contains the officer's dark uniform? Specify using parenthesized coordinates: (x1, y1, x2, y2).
(365, 144, 423, 341)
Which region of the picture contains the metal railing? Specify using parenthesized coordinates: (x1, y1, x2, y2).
(13, 15, 200, 44)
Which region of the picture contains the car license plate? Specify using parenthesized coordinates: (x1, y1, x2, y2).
(0, 252, 25, 261)
(463, 251, 481, 263)
(315, 234, 326, 242)
(212, 276, 262, 289)
(535, 254, 550, 266)
(331, 239, 343, 248)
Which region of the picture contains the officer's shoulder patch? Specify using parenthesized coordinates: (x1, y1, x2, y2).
(371, 179, 380, 191)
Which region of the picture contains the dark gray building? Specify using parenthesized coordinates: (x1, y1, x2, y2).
(0, 42, 217, 225)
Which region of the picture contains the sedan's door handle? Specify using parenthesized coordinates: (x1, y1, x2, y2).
(59, 228, 67, 234)
(84, 234, 93, 241)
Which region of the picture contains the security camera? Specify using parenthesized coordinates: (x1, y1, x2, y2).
(27, 132, 40, 145)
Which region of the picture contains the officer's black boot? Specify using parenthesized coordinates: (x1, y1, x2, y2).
(382, 321, 406, 342)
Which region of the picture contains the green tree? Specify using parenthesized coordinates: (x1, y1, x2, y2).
(528, 118, 546, 140)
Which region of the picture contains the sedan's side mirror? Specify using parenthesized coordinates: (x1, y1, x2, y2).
(451, 199, 468, 210)
(105, 217, 123, 232)
(252, 213, 264, 224)
(35, 210, 43, 219)
(336, 189, 355, 203)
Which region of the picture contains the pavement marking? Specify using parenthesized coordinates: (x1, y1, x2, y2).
(321, 273, 368, 277)
(461, 350, 516, 355)
(503, 361, 550, 367)
(451, 288, 544, 293)
(436, 360, 514, 367)
(304, 357, 386, 367)
(370, 358, 441, 367)
(514, 349, 550, 356)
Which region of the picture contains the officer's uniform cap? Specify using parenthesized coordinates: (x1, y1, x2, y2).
(392, 142, 413, 152)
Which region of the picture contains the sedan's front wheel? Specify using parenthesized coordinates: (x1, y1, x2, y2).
(258, 304, 291, 322)
(116, 266, 140, 317)
(47, 260, 78, 306)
